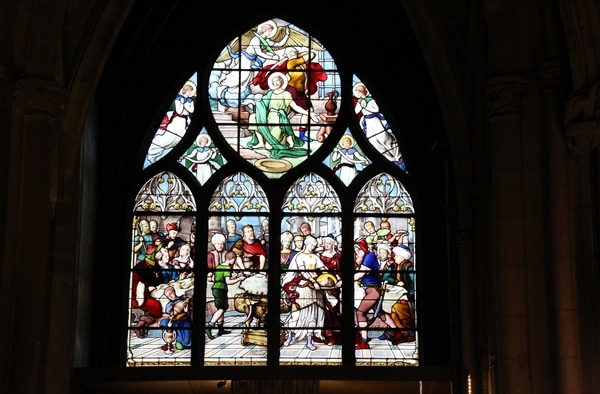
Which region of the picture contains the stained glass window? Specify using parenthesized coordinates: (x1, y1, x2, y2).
(126, 18, 417, 368)
(353, 173, 417, 366)
(128, 172, 196, 366)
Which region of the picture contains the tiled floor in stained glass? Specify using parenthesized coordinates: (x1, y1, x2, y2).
(128, 334, 192, 366)
(128, 313, 418, 366)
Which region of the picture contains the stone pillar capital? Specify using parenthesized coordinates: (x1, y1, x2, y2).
(564, 82, 600, 155)
(484, 75, 528, 118)
(13, 77, 65, 118)
(539, 59, 565, 91)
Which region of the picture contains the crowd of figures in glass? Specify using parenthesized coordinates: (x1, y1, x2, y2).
(278, 173, 343, 365)
(127, 172, 196, 366)
(203, 215, 271, 365)
(203, 172, 271, 365)
(353, 173, 417, 365)
(208, 18, 340, 178)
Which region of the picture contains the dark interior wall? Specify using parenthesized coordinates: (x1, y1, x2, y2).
(7, 0, 600, 393)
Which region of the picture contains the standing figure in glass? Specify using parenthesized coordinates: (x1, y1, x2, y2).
(181, 134, 220, 185)
(207, 232, 228, 270)
(331, 135, 368, 186)
(235, 224, 268, 271)
(280, 230, 294, 269)
(149, 219, 164, 244)
(225, 219, 242, 251)
(134, 219, 154, 262)
(281, 235, 327, 350)
(317, 235, 343, 345)
(288, 234, 304, 266)
(206, 251, 246, 340)
(353, 238, 398, 349)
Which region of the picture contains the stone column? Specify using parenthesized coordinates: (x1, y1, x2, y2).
(484, 74, 552, 394)
(558, 2, 600, 392)
(562, 80, 600, 393)
(0, 77, 65, 393)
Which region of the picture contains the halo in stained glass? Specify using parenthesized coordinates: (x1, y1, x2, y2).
(209, 18, 340, 179)
(144, 73, 198, 168)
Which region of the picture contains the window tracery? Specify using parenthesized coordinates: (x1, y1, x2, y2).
(126, 17, 418, 368)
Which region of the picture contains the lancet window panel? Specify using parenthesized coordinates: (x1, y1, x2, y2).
(128, 172, 197, 367)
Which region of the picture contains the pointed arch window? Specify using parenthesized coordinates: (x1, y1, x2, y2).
(126, 18, 420, 369)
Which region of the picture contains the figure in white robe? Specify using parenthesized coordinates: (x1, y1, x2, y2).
(331, 134, 368, 186)
(182, 134, 220, 185)
(147, 81, 196, 164)
(353, 82, 402, 163)
(281, 235, 326, 350)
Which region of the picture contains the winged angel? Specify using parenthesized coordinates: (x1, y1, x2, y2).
(208, 19, 324, 110)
